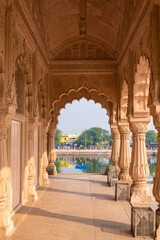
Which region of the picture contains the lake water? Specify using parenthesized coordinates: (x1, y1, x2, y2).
(55, 153, 157, 177)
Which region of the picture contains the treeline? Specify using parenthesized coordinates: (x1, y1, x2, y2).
(74, 127, 112, 147)
(55, 128, 158, 146)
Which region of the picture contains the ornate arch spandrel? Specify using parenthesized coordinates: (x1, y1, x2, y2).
(133, 55, 151, 118)
(119, 79, 129, 123)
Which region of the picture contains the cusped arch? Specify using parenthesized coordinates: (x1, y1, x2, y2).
(49, 86, 113, 127)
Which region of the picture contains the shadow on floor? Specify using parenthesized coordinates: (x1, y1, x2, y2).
(17, 206, 131, 237)
(38, 186, 114, 201)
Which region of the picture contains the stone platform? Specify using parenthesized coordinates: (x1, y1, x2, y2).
(3, 174, 154, 240)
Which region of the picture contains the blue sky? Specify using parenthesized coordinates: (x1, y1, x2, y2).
(57, 98, 156, 135)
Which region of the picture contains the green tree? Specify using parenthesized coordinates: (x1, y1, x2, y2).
(55, 129, 62, 146)
(74, 127, 112, 147)
(146, 130, 157, 144)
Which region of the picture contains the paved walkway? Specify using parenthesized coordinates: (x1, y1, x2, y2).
(4, 174, 154, 240)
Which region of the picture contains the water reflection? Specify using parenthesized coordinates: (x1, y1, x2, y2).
(55, 152, 157, 177)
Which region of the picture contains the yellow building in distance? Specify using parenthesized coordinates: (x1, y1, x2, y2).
(60, 134, 80, 144)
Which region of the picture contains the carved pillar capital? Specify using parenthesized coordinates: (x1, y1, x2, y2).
(118, 124, 130, 135)
(111, 125, 120, 137)
(152, 111, 160, 133)
(0, 114, 12, 128)
(129, 121, 148, 134)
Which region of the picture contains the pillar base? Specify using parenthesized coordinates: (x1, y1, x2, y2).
(40, 171, 49, 185)
(47, 164, 57, 175)
(28, 184, 37, 202)
(118, 170, 132, 184)
(0, 209, 14, 236)
(114, 163, 120, 173)
(130, 182, 151, 203)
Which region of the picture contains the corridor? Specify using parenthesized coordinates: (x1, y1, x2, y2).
(3, 175, 153, 240)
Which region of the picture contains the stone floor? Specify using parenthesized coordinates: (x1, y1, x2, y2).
(4, 174, 156, 240)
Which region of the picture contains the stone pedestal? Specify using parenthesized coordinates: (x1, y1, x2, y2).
(131, 203, 155, 238)
(110, 177, 118, 187)
(102, 165, 114, 175)
(111, 126, 120, 172)
(115, 182, 130, 201)
(129, 121, 151, 203)
(118, 124, 132, 184)
(107, 171, 118, 186)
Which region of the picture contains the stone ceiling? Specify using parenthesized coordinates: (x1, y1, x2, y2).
(41, 0, 124, 59)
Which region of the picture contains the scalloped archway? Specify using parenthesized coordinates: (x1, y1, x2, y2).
(49, 86, 114, 127)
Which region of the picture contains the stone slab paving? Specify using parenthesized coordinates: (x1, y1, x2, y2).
(4, 174, 155, 240)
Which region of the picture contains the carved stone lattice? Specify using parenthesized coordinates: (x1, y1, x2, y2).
(53, 40, 112, 60)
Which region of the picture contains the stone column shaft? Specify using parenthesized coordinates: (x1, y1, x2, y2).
(27, 123, 37, 201)
(0, 115, 13, 235)
(111, 126, 120, 172)
(40, 124, 49, 185)
(118, 124, 132, 183)
(152, 111, 160, 238)
(153, 133, 160, 237)
(47, 126, 57, 175)
(129, 121, 151, 202)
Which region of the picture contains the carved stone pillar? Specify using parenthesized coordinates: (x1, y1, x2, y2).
(40, 124, 49, 185)
(151, 111, 160, 238)
(118, 124, 132, 183)
(154, 131, 160, 238)
(129, 121, 151, 202)
(111, 125, 120, 172)
(0, 115, 13, 235)
(47, 126, 57, 175)
(27, 123, 37, 201)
